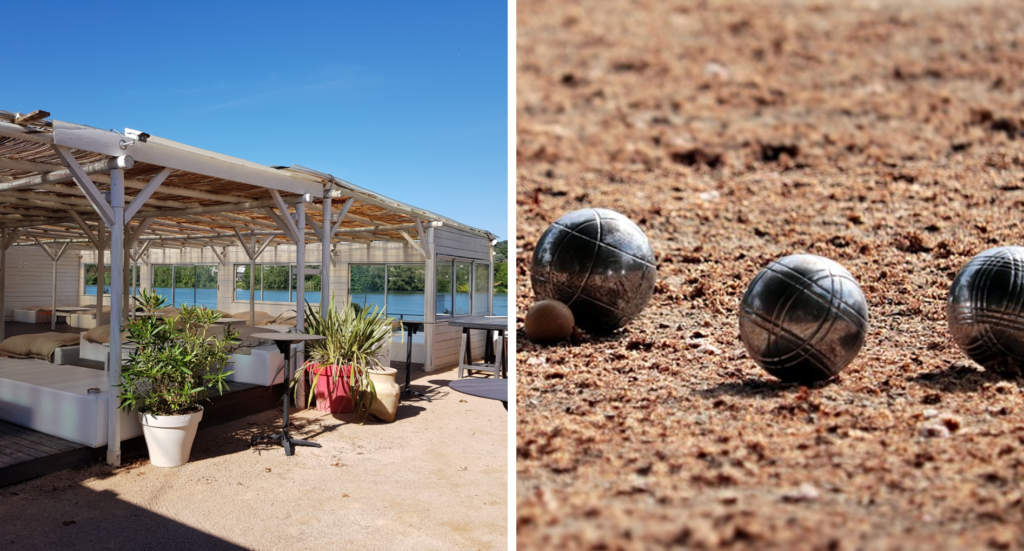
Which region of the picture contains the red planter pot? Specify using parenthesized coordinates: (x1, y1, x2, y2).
(310, 364, 354, 414)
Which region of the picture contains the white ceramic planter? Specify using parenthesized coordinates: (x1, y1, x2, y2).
(368, 367, 400, 422)
(139, 408, 203, 467)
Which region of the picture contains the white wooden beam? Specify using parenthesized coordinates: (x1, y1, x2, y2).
(124, 167, 173, 220)
(306, 214, 323, 241)
(51, 120, 322, 196)
(69, 210, 102, 249)
(268, 191, 301, 243)
(127, 218, 154, 248)
(330, 197, 356, 235)
(399, 230, 428, 259)
(208, 245, 227, 267)
(0, 120, 54, 145)
(51, 145, 120, 226)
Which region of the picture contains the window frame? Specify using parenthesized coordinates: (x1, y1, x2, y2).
(434, 256, 492, 318)
(349, 262, 427, 321)
(150, 263, 220, 308)
(231, 262, 322, 305)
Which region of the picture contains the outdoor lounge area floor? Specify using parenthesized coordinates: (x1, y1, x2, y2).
(0, 365, 507, 550)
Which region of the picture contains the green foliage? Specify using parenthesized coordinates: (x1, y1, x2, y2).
(494, 262, 508, 293)
(134, 289, 169, 314)
(232, 264, 321, 291)
(493, 240, 508, 263)
(117, 305, 236, 416)
(293, 296, 400, 421)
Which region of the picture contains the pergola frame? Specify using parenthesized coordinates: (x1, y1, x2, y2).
(0, 109, 496, 467)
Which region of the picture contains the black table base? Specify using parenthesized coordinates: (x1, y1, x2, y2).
(250, 338, 322, 455)
(401, 322, 431, 402)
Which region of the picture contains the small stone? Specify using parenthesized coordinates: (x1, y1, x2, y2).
(782, 483, 819, 503)
(920, 422, 951, 438)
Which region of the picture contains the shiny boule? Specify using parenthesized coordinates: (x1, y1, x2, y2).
(739, 254, 869, 383)
(947, 246, 1024, 378)
(530, 208, 657, 335)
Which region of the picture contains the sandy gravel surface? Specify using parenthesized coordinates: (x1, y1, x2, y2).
(517, 0, 1024, 548)
(0, 367, 507, 551)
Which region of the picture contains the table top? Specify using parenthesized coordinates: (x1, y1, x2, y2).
(449, 378, 508, 402)
(250, 333, 325, 342)
(446, 316, 509, 331)
(58, 307, 95, 312)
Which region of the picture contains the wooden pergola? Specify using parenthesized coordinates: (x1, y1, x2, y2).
(0, 108, 497, 466)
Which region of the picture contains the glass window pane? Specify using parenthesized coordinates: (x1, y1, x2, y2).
(455, 262, 471, 315)
(435, 262, 453, 316)
(262, 265, 290, 302)
(195, 265, 218, 310)
(493, 262, 509, 317)
(387, 264, 425, 321)
(84, 264, 98, 294)
(235, 265, 261, 301)
(173, 265, 196, 308)
(152, 265, 173, 304)
(351, 265, 386, 316)
(473, 264, 489, 314)
(291, 265, 322, 304)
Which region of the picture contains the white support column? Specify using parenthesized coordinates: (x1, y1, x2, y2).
(424, 226, 437, 371)
(296, 201, 306, 329)
(96, 221, 106, 323)
(489, 241, 496, 316)
(107, 168, 126, 467)
(294, 200, 307, 409)
(34, 238, 71, 330)
(320, 197, 331, 314)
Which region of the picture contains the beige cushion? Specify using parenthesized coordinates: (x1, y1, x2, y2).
(156, 306, 179, 316)
(206, 324, 275, 350)
(230, 311, 277, 326)
(82, 325, 130, 344)
(0, 332, 80, 361)
(28, 333, 81, 361)
(0, 334, 37, 357)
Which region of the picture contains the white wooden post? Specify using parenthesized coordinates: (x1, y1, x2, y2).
(295, 200, 307, 408)
(96, 220, 105, 323)
(424, 226, 436, 371)
(320, 197, 331, 314)
(107, 168, 125, 467)
(488, 240, 495, 316)
(249, 233, 256, 327)
(34, 238, 71, 330)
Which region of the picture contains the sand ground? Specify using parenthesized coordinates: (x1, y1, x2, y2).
(0, 367, 507, 551)
(517, 0, 1024, 548)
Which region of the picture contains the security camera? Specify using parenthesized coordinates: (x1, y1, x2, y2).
(124, 128, 150, 143)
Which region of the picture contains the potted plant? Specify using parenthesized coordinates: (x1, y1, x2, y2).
(134, 288, 168, 314)
(116, 305, 236, 467)
(294, 299, 402, 422)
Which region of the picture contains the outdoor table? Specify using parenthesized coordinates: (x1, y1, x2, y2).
(55, 306, 93, 324)
(248, 332, 325, 456)
(398, 320, 431, 402)
(447, 316, 509, 378)
(449, 378, 508, 410)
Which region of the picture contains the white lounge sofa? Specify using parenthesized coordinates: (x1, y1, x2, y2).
(0, 360, 142, 448)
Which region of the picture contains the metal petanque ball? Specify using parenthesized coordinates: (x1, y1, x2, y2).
(738, 254, 869, 383)
(530, 208, 657, 335)
(947, 246, 1024, 378)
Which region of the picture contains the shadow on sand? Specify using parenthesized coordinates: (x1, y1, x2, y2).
(909, 360, 1014, 393)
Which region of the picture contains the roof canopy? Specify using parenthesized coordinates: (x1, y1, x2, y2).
(0, 109, 495, 251)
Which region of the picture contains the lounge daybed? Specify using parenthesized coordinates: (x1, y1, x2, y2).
(12, 305, 57, 324)
(0, 359, 142, 447)
(0, 332, 82, 364)
(68, 305, 111, 330)
(77, 323, 285, 387)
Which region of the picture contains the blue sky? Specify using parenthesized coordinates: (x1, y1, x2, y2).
(2, 2, 508, 239)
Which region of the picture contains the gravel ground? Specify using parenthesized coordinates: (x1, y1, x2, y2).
(516, 0, 1024, 548)
(0, 367, 507, 551)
